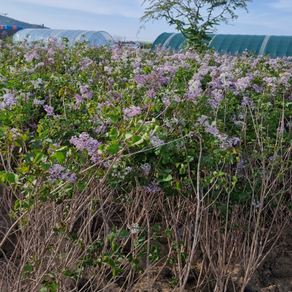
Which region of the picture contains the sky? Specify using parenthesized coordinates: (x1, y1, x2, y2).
(1, 0, 292, 42)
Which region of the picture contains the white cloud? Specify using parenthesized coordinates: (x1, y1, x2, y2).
(13, 0, 145, 18)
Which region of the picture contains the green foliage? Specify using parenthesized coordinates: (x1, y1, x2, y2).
(140, 0, 252, 49)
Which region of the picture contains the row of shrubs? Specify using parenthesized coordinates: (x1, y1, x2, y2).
(0, 35, 292, 291)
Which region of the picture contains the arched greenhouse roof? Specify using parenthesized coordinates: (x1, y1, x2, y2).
(151, 33, 292, 58)
(13, 29, 115, 47)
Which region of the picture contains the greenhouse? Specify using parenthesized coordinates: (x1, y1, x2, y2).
(151, 33, 292, 58)
(13, 29, 115, 47)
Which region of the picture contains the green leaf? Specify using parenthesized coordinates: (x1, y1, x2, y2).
(119, 229, 130, 238)
(49, 282, 57, 292)
(40, 163, 51, 171)
(108, 258, 115, 268)
(48, 273, 55, 278)
(52, 151, 66, 164)
(110, 114, 119, 123)
(162, 174, 172, 182)
(179, 164, 186, 175)
(15, 137, 24, 147)
(107, 143, 119, 155)
(125, 133, 133, 140)
(30, 141, 43, 150)
(109, 128, 118, 141)
(107, 232, 117, 241)
(0, 181, 9, 189)
(23, 153, 35, 162)
(40, 287, 48, 292)
(15, 166, 29, 174)
(185, 156, 194, 163)
(55, 146, 68, 152)
(112, 243, 119, 252)
(23, 264, 33, 271)
(64, 270, 73, 277)
(6, 173, 18, 183)
(33, 153, 45, 164)
(151, 225, 161, 231)
(132, 135, 141, 143)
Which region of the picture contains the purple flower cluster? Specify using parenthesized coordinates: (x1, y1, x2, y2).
(252, 200, 262, 208)
(25, 50, 41, 62)
(79, 57, 93, 71)
(0, 92, 17, 110)
(134, 70, 169, 90)
(48, 164, 76, 182)
(139, 163, 151, 177)
(31, 78, 43, 89)
(33, 98, 45, 107)
(149, 133, 164, 147)
(143, 180, 161, 193)
(197, 115, 240, 150)
(123, 105, 141, 120)
(237, 158, 247, 169)
(70, 132, 102, 163)
(252, 84, 264, 93)
(74, 85, 94, 105)
(43, 105, 54, 116)
(235, 76, 252, 91)
(112, 166, 132, 180)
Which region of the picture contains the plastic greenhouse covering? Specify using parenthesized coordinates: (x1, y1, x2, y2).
(151, 33, 292, 58)
(13, 29, 115, 47)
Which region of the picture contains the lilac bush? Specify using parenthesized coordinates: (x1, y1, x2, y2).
(0, 36, 291, 292)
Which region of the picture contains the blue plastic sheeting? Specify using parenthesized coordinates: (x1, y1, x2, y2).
(152, 32, 292, 57)
(13, 29, 115, 47)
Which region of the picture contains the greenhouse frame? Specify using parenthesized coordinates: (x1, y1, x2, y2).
(13, 29, 115, 47)
(151, 33, 292, 58)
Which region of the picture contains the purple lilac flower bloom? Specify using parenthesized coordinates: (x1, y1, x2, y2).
(184, 91, 199, 102)
(237, 158, 247, 169)
(25, 51, 41, 62)
(70, 132, 102, 162)
(33, 98, 45, 107)
(43, 105, 54, 116)
(80, 85, 89, 94)
(146, 89, 156, 98)
(252, 84, 264, 93)
(123, 106, 141, 120)
(252, 200, 262, 208)
(207, 99, 219, 109)
(149, 133, 164, 147)
(74, 94, 83, 105)
(134, 70, 169, 90)
(140, 163, 151, 177)
(84, 92, 94, 100)
(143, 181, 161, 193)
(79, 57, 93, 71)
(205, 125, 219, 136)
(48, 58, 55, 64)
(0, 92, 17, 110)
(35, 62, 45, 68)
(235, 77, 251, 91)
(48, 164, 76, 182)
(197, 115, 210, 127)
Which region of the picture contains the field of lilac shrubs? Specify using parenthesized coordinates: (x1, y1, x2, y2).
(0, 36, 292, 292)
